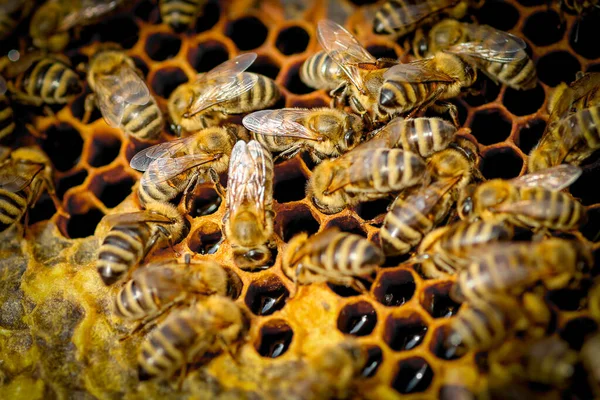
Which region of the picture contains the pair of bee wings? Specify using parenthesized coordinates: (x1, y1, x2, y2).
(226, 140, 273, 223)
(242, 108, 327, 142)
(101, 209, 175, 229)
(0, 162, 44, 192)
(130, 133, 222, 185)
(185, 53, 258, 117)
(59, 0, 124, 31)
(95, 64, 151, 128)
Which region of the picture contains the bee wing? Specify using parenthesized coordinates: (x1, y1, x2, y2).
(383, 60, 455, 84)
(243, 109, 324, 141)
(0, 163, 44, 192)
(290, 227, 342, 266)
(510, 164, 582, 191)
(130, 134, 201, 171)
(492, 199, 571, 220)
(317, 19, 375, 93)
(226, 140, 273, 223)
(556, 108, 597, 148)
(446, 24, 527, 63)
(406, 176, 460, 210)
(101, 210, 174, 228)
(187, 53, 258, 115)
(141, 153, 221, 186)
(59, 0, 121, 31)
(95, 66, 151, 127)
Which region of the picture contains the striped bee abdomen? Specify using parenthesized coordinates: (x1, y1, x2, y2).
(19, 57, 82, 104)
(300, 51, 343, 90)
(120, 99, 164, 140)
(485, 50, 537, 90)
(220, 73, 281, 114)
(0, 95, 15, 140)
(0, 189, 27, 233)
(159, 0, 206, 31)
(312, 232, 384, 275)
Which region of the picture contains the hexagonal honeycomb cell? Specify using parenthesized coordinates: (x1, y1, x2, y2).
(0, 0, 599, 399)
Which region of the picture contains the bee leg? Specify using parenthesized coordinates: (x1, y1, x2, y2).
(362, 214, 385, 227)
(24, 123, 47, 139)
(431, 102, 460, 127)
(176, 364, 188, 391)
(349, 96, 373, 131)
(182, 172, 202, 213)
(83, 94, 97, 124)
(532, 228, 551, 242)
(330, 83, 348, 109)
(208, 168, 226, 198)
(274, 144, 304, 162)
(217, 335, 240, 366)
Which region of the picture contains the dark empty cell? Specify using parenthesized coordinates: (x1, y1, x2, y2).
(373, 269, 416, 307)
(480, 148, 523, 180)
(325, 217, 366, 238)
(95, 16, 140, 49)
(194, 1, 220, 33)
(462, 75, 501, 107)
(337, 301, 377, 336)
(421, 282, 461, 319)
(430, 324, 462, 361)
(245, 275, 289, 316)
(516, 119, 546, 154)
(247, 56, 280, 80)
(470, 109, 512, 146)
(560, 317, 598, 350)
(151, 67, 188, 98)
(537, 51, 581, 87)
(88, 134, 121, 168)
(255, 319, 293, 358)
(132, 56, 150, 78)
(366, 45, 397, 60)
(588, 64, 600, 73)
(348, 0, 378, 4)
(384, 313, 428, 351)
(355, 198, 393, 223)
(188, 186, 222, 217)
(516, 0, 546, 5)
(134, 0, 159, 23)
(188, 41, 229, 72)
(223, 267, 243, 299)
(285, 63, 315, 95)
(522, 10, 565, 46)
(145, 33, 181, 61)
(391, 357, 434, 394)
(41, 124, 83, 172)
(276, 26, 310, 55)
(570, 11, 600, 59)
(66, 208, 104, 239)
(327, 283, 367, 298)
(277, 206, 319, 242)
(70, 86, 102, 123)
(56, 170, 88, 199)
(547, 284, 590, 311)
(569, 166, 600, 206)
(226, 17, 268, 51)
(274, 166, 307, 203)
(580, 207, 600, 241)
(188, 222, 222, 255)
(98, 177, 135, 208)
(503, 84, 545, 116)
(475, 0, 520, 30)
(28, 195, 57, 225)
(362, 346, 383, 378)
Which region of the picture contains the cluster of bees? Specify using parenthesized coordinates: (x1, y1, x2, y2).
(0, 0, 600, 396)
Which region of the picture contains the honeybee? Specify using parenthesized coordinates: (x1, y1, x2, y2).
(372, 0, 470, 37)
(413, 20, 537, 90)
(0, 77, 15, 140)
(282, 228, 385, 295)
(450, 238, 593, 303)
(415, 220, 515, 278)
(0, 0, 34, 40)
(457, 164, 586, 232)
(0, 52, 82, 106)
(85, 47, 163, 141)
(114, 259, 231, 322)
(138, 296, 247, 381)
(448, 296, 528, 354)
(307, 147, 427, 214)
(30, 0, 128, 52)
(130, 126, 239, 208)
(529, 73, 600, 172)
(160, 0, 206, 32)
(300, 50, 345, 91)
(364, 117, 457, 158)
(223, 140, 275, 270)
(581, 333, 600, 397)
(316, 20, 399, 128)
(242, 108, 364, 162)
(522, 337, 578, 388)
(96, 202, 186, 286)
(168, 53, 280, 135)
(0, 146, 65, 233)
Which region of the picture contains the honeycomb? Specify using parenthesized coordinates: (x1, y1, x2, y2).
(1, 0, 600, 398)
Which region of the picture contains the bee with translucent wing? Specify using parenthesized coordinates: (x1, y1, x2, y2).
(130, 126, 240, 208)
(85, 47, 163, 140)
(168, 53, 280, 135)
(300, 50, 345, 91)
(242, 107, 364, 162)
(159, 0, 206, 32)
(0, 76, 14, 140)
(223, 140, 275, 270)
